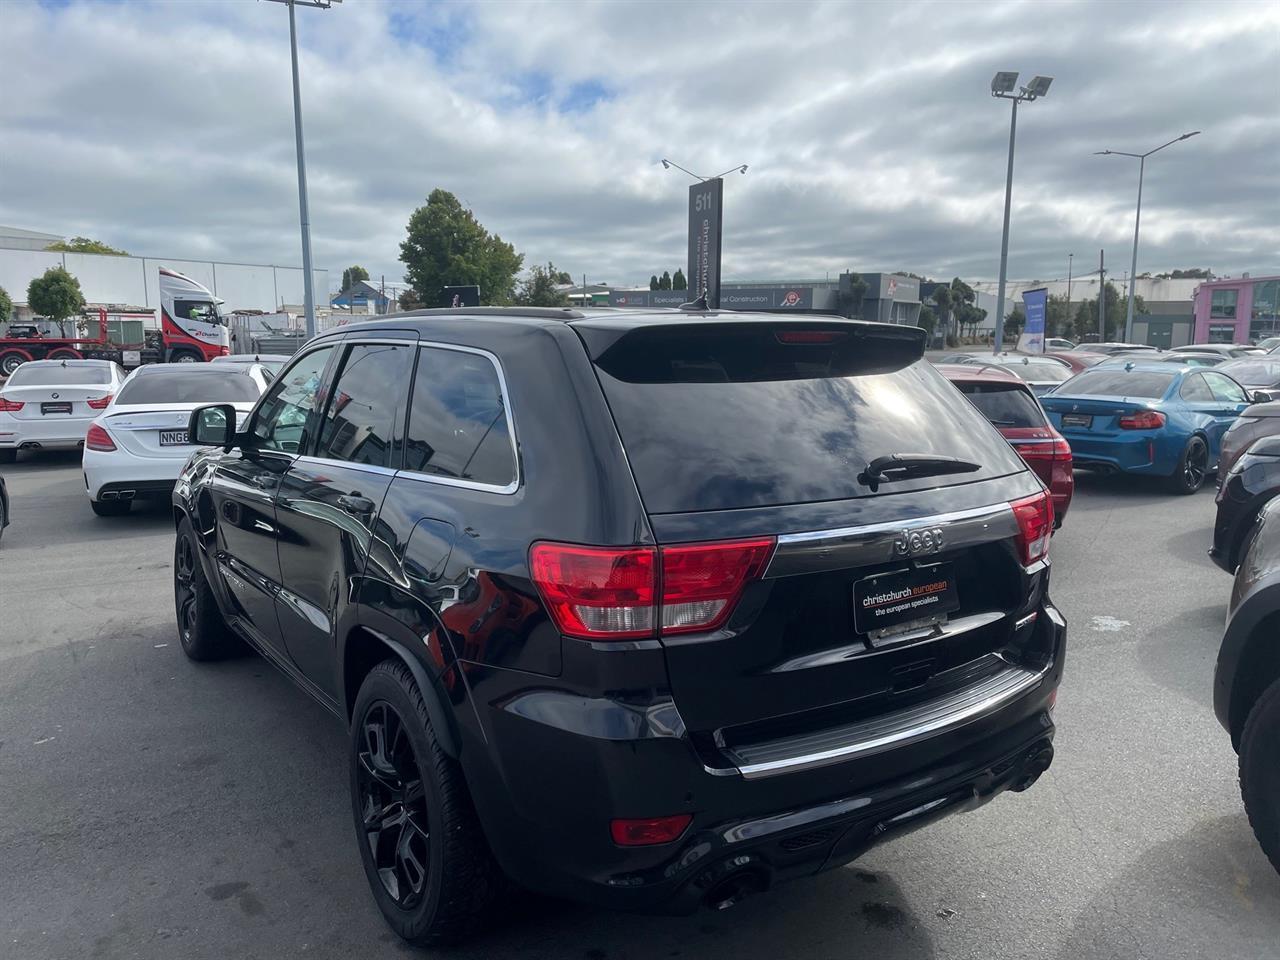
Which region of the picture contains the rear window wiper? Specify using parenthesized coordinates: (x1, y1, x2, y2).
(858, 453, 982, 491)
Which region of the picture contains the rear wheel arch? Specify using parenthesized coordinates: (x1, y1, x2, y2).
(343, 626, 460, 758)
(1229, 612, 1280, 746)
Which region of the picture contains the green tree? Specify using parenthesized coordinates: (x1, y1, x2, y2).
(513, 262, 572, 307)
(1045, 294, 1073, 338)
(838, 272, 868, 319)
(27, 266, 85, 336)
(672, 269, 687, 291)
(400, 189, 523, 306)
(44, 236, 128, 256)
(659, 270, 672, 291)
(1071, 282, 1146, 341)
(918, 304, 938, 338)
(931, 285, 954, 339)
(1004, 305, 1026, 340)
(1156, 267, 1213, 280)
(551, 269, 572, 285)
(341, 265, 370, 291)
(0, 285, 11, 325)
(649, 275, 659, 290)
(397, 288, 424, 312)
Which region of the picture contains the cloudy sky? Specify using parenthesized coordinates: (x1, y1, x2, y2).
(2, 0, 1277, 293)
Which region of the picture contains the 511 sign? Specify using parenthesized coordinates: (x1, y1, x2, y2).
(687, 178, 724, 309)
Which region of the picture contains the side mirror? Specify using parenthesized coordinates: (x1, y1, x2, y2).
(1253, 390, 1275, 404)
(188, 404, 237, 450)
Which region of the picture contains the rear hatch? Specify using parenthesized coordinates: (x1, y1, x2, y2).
(573, 317, 1047, 744)
(0, 384, 115, 420)
(102, 403, 252, 458)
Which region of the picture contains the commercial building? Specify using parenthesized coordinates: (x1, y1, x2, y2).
(1192, 275, 1280, 344)
(330, 278, 402, 316)
(0, 225, 328, 331)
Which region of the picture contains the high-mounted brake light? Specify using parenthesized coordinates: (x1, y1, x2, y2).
(1011, 491, 1054, 566)
(0, 397, 24, 412)
(85, 424, 116, 452)
(775, 330, 848, 344)
(1118, 410, 1166, 430)
(529, 537, 777, 640)
(86, 394, 113, 410)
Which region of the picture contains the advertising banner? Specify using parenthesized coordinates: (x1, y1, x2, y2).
(1018, 287, 1048, 354)
(687, 178, 724, 308)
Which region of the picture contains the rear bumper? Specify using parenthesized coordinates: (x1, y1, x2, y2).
(462, 600, 1065, 912)
(1062, 431, 1180, 476)
(0, 414, 95, 449)
(83, 448, 190, 500)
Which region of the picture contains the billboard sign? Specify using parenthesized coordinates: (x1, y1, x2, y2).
(687, 178, 724, 308)
(441, 284, 480, 308)
(1018, 287, 1048, 354)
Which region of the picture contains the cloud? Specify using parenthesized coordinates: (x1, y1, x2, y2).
(0, 0, 1276, 298)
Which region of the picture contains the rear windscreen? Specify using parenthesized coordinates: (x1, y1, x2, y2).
(957, 383, 1047, 428)
(1061, 370, 1175, 398)
(1004, 361, 1073, 383)
(117, 371, 260, 404)
(590, 325, 1026, 513)
(1219, 360, 1280, 385)
(6, 364, 111, 386)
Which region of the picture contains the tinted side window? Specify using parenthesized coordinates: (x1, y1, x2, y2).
(957, 383, 1046, 427)
(1179, 374, 1213, 402)
(315, 343, 414, 468)
(404, 347, 515, 488)
(1203, 371, 1248, 404)
(252, 346, 335, 454)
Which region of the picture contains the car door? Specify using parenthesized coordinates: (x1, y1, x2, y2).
(273, 338, 415, 702)
(207, 343, 338, 658)
(1201, 371, 1253, 457)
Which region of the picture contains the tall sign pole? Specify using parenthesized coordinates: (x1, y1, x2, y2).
(687, 178, 724, 308)
(1098, 249, 1106, 342)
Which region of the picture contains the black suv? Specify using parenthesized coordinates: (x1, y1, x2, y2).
(173, 307, 1066, 945)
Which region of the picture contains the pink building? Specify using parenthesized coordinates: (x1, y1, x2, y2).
(1193, 274, 1280, 344)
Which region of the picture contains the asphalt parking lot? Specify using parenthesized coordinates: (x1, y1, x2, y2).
(2, 451, 1278, 960)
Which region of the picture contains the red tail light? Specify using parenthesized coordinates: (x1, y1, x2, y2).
(1118, 410, 1166, 430)
(529, 537, 777, 640)
(86, 394, 113, 410)
(1015, 437, 1072, 462)
(1011, 491, 1054, 565)
(85, 424, 116, 452)
(529, 544, 657, 639)
(0, 397, 24, 412)
(660, 538, 776, 634)
(610, 814, 692, 846)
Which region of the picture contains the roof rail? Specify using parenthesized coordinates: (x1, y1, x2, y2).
(393, 307, 584, 320)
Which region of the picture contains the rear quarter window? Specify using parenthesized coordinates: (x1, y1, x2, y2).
(589, 325, 1027, 513)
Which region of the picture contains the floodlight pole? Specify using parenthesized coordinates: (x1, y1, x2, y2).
(267, 0, 339, 339)
(989, 75, 1050, 354)
(1095, 131, 1200, 343)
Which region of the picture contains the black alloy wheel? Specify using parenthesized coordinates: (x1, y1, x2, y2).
(173, 516, 238, 659)
(357, 701, 432, 909)
(1169, 436, 1209, 494)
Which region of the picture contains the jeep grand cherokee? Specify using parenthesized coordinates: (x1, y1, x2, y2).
(172, 306, 1066, 945)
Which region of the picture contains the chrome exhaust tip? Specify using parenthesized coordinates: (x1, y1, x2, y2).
(119, 490, 136, 500)
(99, 491, 118, 501)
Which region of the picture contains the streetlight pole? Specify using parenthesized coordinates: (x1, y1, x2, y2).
(1066, 252, 1074, 337)
(266, 0, 341, 339)
(1095, 130, 1200, 343)
(989, 72, 1052, 354)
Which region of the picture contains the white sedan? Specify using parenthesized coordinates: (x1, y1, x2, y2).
(0, 359, 126, 462)
(82, 364, 266, 516)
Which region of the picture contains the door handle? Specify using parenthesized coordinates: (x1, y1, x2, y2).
(337, 493, 375, 514)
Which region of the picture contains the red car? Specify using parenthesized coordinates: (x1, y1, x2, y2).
(1044, 350, 1107, 375)
(937, 364, 1074, 525)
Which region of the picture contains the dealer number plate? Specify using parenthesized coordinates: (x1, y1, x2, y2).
(853, 563, 960, 638)
(159, 430, 191, 446)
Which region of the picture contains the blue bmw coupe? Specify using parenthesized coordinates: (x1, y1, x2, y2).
(1040, 362, 1256, 494)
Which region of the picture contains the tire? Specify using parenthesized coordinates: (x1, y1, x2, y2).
(46, 348, 82, 361)
(1239, 676, 1280, 875)
(90, 498, 131, 517)
(350, 660, 499, 947)
(173, 515, 239, 660)
(1166, 436, 1209, 495)
(0, 449, 15, 464)
(0, 351, 29, 377)
(171, 350, 201, 364)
